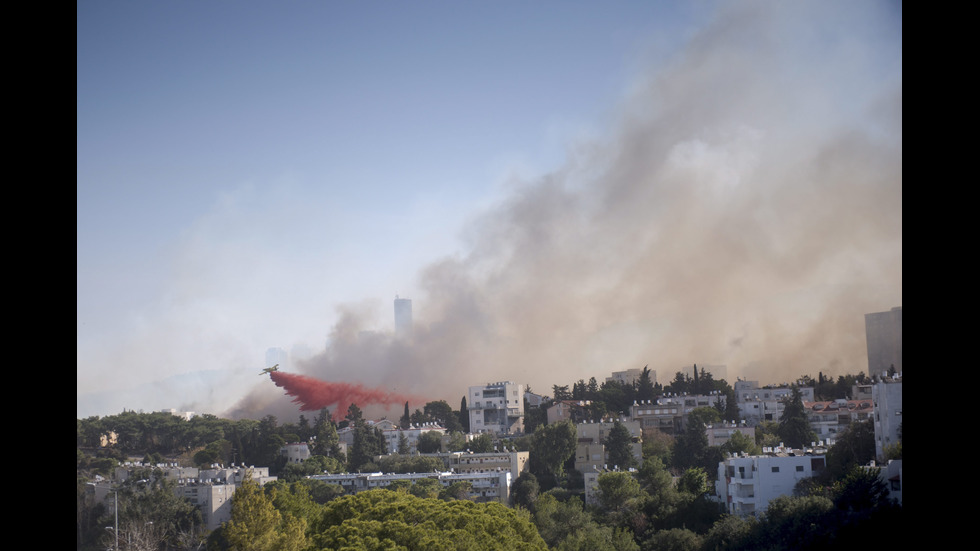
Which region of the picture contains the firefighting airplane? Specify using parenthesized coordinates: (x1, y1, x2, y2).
(260, 364, 279, 375)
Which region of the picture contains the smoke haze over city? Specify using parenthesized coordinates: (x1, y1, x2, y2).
(77, 1, 901, 421)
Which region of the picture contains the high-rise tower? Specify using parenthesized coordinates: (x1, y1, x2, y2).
(394, 296, 413, 337)
(865, 306, 902, 376)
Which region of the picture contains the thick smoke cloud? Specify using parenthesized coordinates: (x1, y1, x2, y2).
(232, 0, 901, 420)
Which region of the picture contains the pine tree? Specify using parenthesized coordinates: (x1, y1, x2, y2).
(400, 401, 411, 429)
(777, 385, 817, 449)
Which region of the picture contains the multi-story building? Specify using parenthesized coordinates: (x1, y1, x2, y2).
(606, 368, 644, 386)
(574, 420, 642, 473)
(309, 470, 513, 504)
(281, 442, 311, 464)
(714, 447, 828, 517)
(546, 400, 594, 425)
(705, 422, 756, 447)
(870, 459, 902, 507)
(417, 450, 529, 476)
(468, 381, 525, 434)
(804, 399, 874, 441)
(380, 423, 447, 454)
(865, 306, 902, 376)
(630, 393, 726, 436)
(734, 381, 815, 426)
(99, 463, 277, 532)
(872, 376, 902, 461)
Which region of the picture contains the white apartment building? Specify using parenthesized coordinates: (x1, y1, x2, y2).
(804, 399, 874, 441)
(468, 381, 525, 434)
(309, 470, 513, 504)
(734, 381, 815, 426)
(872, 377, 902, 461)
(381, 423, 447, 454)
(281, 442, 311, 464)
(428, 450, 529, 475)
(714, 449, 828, 517)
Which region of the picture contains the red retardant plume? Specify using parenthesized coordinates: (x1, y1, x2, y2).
(269, 371, 420, 420)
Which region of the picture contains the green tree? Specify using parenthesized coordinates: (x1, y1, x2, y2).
(400, 402, 411, 430)
(468, 433, 494, 453)
(446, 431, 468, 452)
(217, 476, 308, 551)
(720, 430, 761, 457)
(311, 409, 343, 460)
(701, 514, 760, 551)
(825, 420, 876, 479)
(676, 467, 710, 497)
(636, 366, 656, 403)
(643, 528, 702, 551)
(510, 472, 540, 510)
(672, 409, 714, 472)
(529, 420, 577, 486)
(397, 432, 410, 454)
(605, 420, 637, 470)
(533, 492, 638, 551)
(348, 422, 385, 472)
(595, 471, 646, 536)
(439, 480, 475, 501)
(777, 385, 817, 449)
(409, 477, 442, 499)
(424, 400, 463, 432)
(459, 396, 470, 432)
(832, 465, 892, 512)
(757, 495, 837, 549)
(310, 489, 547, 550)
(416, 430, 443, 453)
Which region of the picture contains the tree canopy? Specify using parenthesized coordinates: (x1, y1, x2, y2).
(308, 489, 547, 550)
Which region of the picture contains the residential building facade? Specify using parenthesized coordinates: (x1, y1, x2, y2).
(309, 470, 513, 504)
(714, 448, 828, 517)
(872, 376, 902, 461)
(804, 399, 874, 441)
(468, 381, 525, 434)
(630, 393, 726, 436)
(734, 380, 815, 426)
(865, 306, 902, 376)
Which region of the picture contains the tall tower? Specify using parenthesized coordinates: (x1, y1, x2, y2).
(865, 306, 902, 376)
(394, 296, 413, 337)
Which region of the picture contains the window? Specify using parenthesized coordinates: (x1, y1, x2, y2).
(796, 466, 804, 472)
(771, 466, 779, 473)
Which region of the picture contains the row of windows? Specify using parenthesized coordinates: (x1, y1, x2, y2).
(770, 465, 806, 473)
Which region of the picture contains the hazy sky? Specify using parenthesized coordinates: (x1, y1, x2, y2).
(77, 1, 902, 421)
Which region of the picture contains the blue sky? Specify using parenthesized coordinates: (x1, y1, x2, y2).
(78, 1, 902, 420)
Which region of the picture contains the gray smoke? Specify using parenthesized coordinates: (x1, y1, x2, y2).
(234, 0, 901, 419)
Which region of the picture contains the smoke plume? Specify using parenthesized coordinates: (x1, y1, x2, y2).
(231, 1, 901, 420)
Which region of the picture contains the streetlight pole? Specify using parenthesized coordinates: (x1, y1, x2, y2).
(113, 489, 118, 551)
